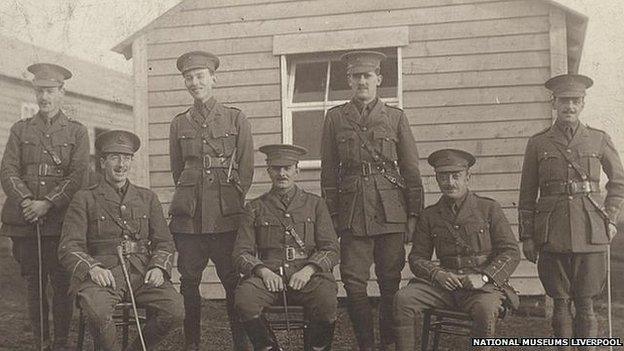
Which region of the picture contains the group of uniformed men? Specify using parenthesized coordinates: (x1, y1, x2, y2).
(0, 47, 621, 351)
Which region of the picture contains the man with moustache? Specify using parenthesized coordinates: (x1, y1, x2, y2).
(393, 149, 520, 351)
(519, 74, 624, 349)
(169, 51, 254, 350)
(233, 144, 339, 351)
(58, 130, 184, 350)
(0, 63, 89, 350)
(320, 51, 423, 350)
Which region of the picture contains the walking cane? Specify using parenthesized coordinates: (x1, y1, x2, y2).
(607, 245, 613, 351)
(279, 266, 292, 351)
(35, 219, 45, 351)
(116, 246, 147, 351)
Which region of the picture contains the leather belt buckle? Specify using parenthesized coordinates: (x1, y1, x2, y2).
(568, 180, 592, 194)
(285, 247, 296, 261)
(38, 163, 49, 176)
(361, 162, 373, 176)
(120, 240, 137, 255)
(202, 154, 212, 169)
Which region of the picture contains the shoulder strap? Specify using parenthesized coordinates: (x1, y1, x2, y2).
(92, 192, 139, 237)
(257, 197, 306, 250)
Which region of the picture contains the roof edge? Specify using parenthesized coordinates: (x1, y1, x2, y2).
(111, 1, 185, 59)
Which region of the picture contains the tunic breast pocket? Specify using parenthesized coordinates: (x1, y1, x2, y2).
(336, 131, 356, 161)
(255, 216, 282, 249)
(538, 150, 565, 181)
(215, 129, 238, 155)
(579, 151, 601, 180)
(303, 217, 315, 248)
(373, 129, 398, 161)
(464, 220, 492, 253)
(178, 130, 201, 158)
(20, 132, 40, 163)
(130, 208, 149, 240)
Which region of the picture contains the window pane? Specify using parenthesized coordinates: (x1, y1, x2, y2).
(327, 61, 351, 101)
(293, 62, 327, 103)
(328, 55, 398, 100)
(292, 110, 324, 160)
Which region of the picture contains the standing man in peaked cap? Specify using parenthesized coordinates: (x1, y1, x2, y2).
(233, 144, 339, 351)
(394, 149, 520, 351)
(519, 74, 624, 350)
(170, 50, 254, 351)
(58, 130, 184, 350)
(320, 51, 424, 350)
(0, 63, 90, 350)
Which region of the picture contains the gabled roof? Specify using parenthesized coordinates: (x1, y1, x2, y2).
(0, 34, 133, 106)
(112, 0, 588, 74)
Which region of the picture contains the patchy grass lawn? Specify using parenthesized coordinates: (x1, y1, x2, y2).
(1, 241, 622, 350)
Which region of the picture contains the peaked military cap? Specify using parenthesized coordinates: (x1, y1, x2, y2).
(545, 74, 593, 97)
(176, 51, 220, 73)
(259, 144, 307, 166)
(341, 50, 386, 74)
(27, 63, 72, 87)
(95, 130, 141, 155)
(428, 149, 475, 172)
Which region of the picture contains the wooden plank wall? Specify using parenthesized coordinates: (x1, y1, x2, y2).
(0, 76, 135, 210)
(144, 0, 559, 298)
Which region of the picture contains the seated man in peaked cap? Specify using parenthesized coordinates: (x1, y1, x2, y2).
(58, 130, 183, 350)
(233, 144, 339, 351)
(393, 149, 520, 351)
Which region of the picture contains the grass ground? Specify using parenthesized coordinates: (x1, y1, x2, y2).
(1, 240, 623, 350)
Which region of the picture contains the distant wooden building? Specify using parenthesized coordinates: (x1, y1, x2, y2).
(0, 35, 135, 218)
(113, 0, 588, 298)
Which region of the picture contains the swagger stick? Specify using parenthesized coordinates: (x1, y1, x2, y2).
(607, 246, 613, 351)
(116, 246, 147, 351)
(35, 220, 45, 351)
(279, 266, 292, 351)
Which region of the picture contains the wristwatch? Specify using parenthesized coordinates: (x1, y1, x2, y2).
(482, 274, 489, 283)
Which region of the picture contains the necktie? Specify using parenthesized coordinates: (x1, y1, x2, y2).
(451, 203, 459, 216)
(565, 126, 574, 141)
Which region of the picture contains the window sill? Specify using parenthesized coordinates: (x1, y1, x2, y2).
(299, 160, 321, 170)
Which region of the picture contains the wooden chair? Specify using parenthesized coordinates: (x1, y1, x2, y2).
(262, 305, 309, 349)
(76, 302, 147, 350)
(421, 306, 507, 351)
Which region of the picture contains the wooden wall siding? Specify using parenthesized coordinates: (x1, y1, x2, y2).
(0, 76, 134, 208)
(143, 0, 562, 296)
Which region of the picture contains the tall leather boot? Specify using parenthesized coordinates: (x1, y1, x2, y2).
(225, 287, 252, 351)
(26, 274, 51, 350)
(51, 270, 72, 351)
(552, 298, 573, 351)
(181, 282, 202, 350)
(394, 325, 416, 351)
(304, 321, 335, 351)
(347, 294, 375, 350)
(378, 280, 400, 351)
(242, 317, 280, 351)
(574, 298, 598, 351)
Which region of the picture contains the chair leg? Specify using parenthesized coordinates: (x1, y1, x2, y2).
(421, 311, 431, 351)
(431, 320, 441, 351)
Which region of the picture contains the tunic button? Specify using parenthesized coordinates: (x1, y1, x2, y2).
(479, 229, 484, 233)
(568, 196, 573, 200)
(43, 150, 48, 154)
(453, 225, 460, 229)
(123, 235, 129, 240)
(101, 216, 105, 220)
(284, 263, 289, 268)
(203, 140, 207, 144)
(361, 127, 367, 131)
(123, 220, 127, 224)
(284, 213, 291, 218)
(225, 133, 229, 136)
(45, 134, 50, 138)
(361, 144, 366, 148)
(202, 124, 207, 128)
(40, 181, 45, 185)
(206, 170, 211, 174)
(120, 205, 126, 210)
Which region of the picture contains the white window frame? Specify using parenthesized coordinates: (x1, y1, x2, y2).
(21, 102, 38, 120)
(280, 47, 403, 169)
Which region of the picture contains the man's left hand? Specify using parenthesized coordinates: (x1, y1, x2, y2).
(464, 274, 487, 290)
(23, 200, 52, 222)
(405, 216, 418, 243)
(288, 265, 316, 290)
(144, 268, 165, 287)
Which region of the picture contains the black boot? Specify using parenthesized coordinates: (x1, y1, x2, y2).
(304, 321, 335, 351)
(346, 295, 375, 350)
(242, 317, 280, 351)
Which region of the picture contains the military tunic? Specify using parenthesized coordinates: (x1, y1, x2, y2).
(519, 123, 624, 253)
(233, 186, 339, 322)
(58, 179, 183, 350)
(168, 97, 253, 234)
(320, 99, 423, 236)
(0, 110, 89, 348)
(394, 192, 520, 350)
